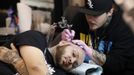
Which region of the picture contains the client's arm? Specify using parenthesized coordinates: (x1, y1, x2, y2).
(19, 45, 48, 75)
(0, 43, 49, 75)
(0, 43, 28, 75)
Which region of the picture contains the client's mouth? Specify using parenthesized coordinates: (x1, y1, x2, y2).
(63, 57, 70, 66)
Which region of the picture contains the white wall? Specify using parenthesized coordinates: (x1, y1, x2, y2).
(20, 0, 54, 9)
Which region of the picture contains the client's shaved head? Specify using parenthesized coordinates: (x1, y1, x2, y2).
(55, 41, 85, 71)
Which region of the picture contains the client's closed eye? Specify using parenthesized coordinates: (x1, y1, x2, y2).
(72, 49, 79, 58)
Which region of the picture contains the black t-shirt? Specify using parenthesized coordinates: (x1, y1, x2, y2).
(101, 10, 134, 75)
(0, 30, 69, 75)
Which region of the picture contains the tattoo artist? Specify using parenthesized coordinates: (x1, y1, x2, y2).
(52, 0, 134, 75)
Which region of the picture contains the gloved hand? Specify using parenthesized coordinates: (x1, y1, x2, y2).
(61, 29, 75, 41)
(0, 43, 21, 64)
(72, 40, 106, 65)
(72, 40, 93, 56)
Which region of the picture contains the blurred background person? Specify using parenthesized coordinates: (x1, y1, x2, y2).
(114, 0, 134, 32)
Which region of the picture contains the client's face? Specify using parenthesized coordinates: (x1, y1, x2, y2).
(55, 41, 85, 71)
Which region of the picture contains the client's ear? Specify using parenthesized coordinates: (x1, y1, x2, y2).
(58, 41, 70, 46)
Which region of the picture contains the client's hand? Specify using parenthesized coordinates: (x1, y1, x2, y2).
(0, 43, 28, 75)
(61, 29, 75, 41)
(0, 43, 21, 64)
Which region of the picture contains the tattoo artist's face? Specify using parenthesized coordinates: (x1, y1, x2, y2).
(85, 12, 109, 31)
(55, 43, 85, 71)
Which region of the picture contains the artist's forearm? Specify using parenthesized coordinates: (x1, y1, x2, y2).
(90, 50, 106, 66)
(12, 58, 29, 75)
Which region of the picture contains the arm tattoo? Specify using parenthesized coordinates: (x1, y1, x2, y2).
(13, 58, 29, 75)
(3, 49, 20, 64)
(92, 50, 106, 66)
(0, 47, 29, 75)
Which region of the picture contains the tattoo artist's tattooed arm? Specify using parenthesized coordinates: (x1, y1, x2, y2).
(91, 50, 106, 66)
